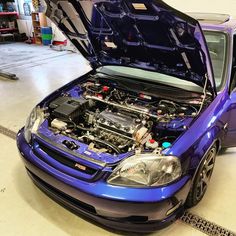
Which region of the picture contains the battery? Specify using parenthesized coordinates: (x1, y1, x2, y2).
(50, 96, 88, 120)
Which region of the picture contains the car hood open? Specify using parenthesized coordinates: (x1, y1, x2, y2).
(45, 0, 216, 95)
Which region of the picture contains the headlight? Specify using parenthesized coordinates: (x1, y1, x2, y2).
(107, 154, 182, 187)
(24, 106, 44, 143)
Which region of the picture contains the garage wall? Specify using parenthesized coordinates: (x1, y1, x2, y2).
(49, 0, 236, 41)
(165, 0, 236, 17)
(17, 19, 65, 40)
(17, 1, 236, 43)
(17, 19, 33, 37)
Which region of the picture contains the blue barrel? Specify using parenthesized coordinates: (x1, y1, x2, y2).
(41, 27, 53, 45)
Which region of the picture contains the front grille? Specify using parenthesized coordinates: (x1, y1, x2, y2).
(36, 141, 97, 176)
(39, 144, 97, 175)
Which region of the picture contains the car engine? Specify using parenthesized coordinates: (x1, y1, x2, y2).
(46, 76, 202, 155)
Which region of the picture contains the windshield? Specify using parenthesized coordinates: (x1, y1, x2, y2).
(97, 66, 202, 93)
(97, 31, 226, 93)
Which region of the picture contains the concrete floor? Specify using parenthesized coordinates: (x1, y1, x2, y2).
(0, 43, 235, 236)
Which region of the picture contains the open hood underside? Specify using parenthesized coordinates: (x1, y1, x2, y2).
(45, 0, 216, 95)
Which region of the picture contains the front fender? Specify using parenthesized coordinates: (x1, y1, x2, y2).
(165, 90, 228, 176)
(177, 126, 221, 177)
(187, 126, 221, 172)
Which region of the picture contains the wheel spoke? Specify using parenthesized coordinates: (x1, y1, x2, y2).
(202, 182, 207, 194)
(206, 163, 214, 173)
(206, 156, 213, 166)
(197, 179, 205, 199)
(202, 174, 209, 185)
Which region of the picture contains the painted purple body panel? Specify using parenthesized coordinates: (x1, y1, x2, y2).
(44, 0, 216, 94)
(201, 20, 236, 34)
(16, 12, 236, 232)
(18, 129, 191, 203)
(17, 128, 190, 231)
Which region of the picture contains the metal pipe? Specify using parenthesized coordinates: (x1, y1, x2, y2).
(85, 95, 159, 119)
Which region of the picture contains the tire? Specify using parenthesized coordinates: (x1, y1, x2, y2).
(186, 145, 217, 208)
(219, 147, 227, 155)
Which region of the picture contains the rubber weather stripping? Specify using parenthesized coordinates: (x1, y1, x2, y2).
(180, 211, 236, 236)
(0, 125, 17, 140)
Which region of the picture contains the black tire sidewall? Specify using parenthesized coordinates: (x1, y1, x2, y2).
(186, 145, 217, 207)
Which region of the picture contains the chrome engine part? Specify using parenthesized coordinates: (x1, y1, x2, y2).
(94, 110, 150, 150)
(96, 110, 141, 138)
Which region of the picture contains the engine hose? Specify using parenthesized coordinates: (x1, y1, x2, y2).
(118, 140, 133, 149)
(76, 125, 95, 132)
(94, 138, 121, 154)
(147, 121, 153, 133)
(158, 136, 176, 142)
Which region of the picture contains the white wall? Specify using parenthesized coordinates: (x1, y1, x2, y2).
(17, 19, 33, 37)
(165, 0, 236, 17)
(17, 18, 69, 44)
(17, 1, 236, 42)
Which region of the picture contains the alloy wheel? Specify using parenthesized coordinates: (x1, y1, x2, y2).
(196, 147, 216, 201)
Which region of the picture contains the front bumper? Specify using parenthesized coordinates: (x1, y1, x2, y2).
(17, 129, 191, 232)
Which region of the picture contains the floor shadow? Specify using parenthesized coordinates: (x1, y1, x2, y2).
(218, 147, 236, 156)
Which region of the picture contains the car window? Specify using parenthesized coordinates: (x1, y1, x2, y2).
(204, 32, 227, 89)
(97, 66, 203, 93)
(229, 34, 236, 91)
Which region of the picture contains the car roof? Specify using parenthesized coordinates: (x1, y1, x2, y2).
(187, 12, 236, 33)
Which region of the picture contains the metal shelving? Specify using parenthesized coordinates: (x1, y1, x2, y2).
(31, 12, 47, 45)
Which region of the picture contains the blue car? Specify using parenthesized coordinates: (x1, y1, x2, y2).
(17, 0, 236, 232)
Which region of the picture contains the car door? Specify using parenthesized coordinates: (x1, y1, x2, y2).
(222, 34, 236, 147)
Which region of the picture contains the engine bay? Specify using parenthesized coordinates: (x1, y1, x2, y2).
(45, 74, 206, 155)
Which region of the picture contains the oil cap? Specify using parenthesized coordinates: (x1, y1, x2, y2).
(146, 139, 159, 149)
